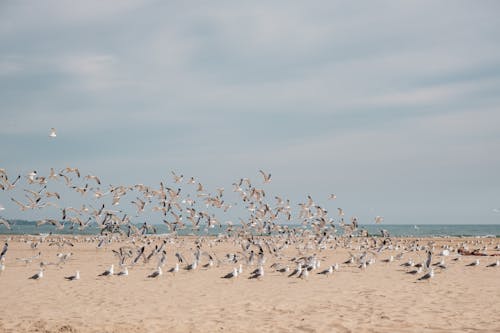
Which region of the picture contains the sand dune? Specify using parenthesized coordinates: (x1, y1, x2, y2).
(0, 236, 498, 333)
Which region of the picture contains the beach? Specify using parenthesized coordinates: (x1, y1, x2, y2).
(0, 235, 499, 333)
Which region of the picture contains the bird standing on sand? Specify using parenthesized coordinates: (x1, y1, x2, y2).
(168, 263, 179, 274)
(0, 242, 8, 261)
(65, 271, 80, 281)
(249, 265, 264, 279)
(99, 265, 114, 276)
(418, 269, 434, 281)
(466, 259, 480, 267)
(222, 267, 238, 279)
(148, 267, 162, 278)
(487, 260, 499, 267)
(29, 268, 44, 280)
(317, 265, 333, 276)
(425, 251, 433, 270)
(298, 267, 309, 279)
(288, 263, 302, 277)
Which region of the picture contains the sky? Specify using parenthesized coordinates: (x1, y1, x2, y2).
(1, 0, 499, 225)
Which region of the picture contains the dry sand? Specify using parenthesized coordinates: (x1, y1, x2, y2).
(0, 235, 499, 333)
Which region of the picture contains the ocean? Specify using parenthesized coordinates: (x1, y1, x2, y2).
(0, 221, 499, 237)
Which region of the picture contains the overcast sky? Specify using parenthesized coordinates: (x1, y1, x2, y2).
(1, 1, 499, 224)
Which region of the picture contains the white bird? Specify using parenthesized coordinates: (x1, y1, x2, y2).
(0, 257, 5, 274)
(249, 265, 264, 279)
(298, 267, 309, 279)
(148, 266, 162, 278)
(487, 260, 500, 267)
(259, 170, 271, 183)
(337, 208, 344, 217)
(406, 266, 423, 275)
(439, 248, 450, 256)
(29, 268, 44, 280)
(222, 267, 238, 279)
(49, 128, 57, 138)
(401, 258, 414, 267)
(436, 259, 447, 269)
(117, 267, 129, 276)
(185, 260, 198, 271)
(317, 265, 333, 275)
(288, 263, 302, 277)
(168, 263, 179, 274)
(374, 216, 384, 224)
(418, 268, 434, 281)
(0, 218, 10, 230)
(65, 271, 80, 281)
(98, 264, 114, 276)
(467, 259, 480, 267)
(382, 255, 394, 263)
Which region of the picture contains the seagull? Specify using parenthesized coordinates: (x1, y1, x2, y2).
(466, 259, 480, 267)
(147, 266, 162, 278)
(185, 260, 198, 271)
(168, 263, 179, 274)
(436, 259, 447, 269)
(0, 257, 5, 274)
(406, 267, 423, 275)
(401, 258, 414, 267)
(259, 170, 271, 183)
(49, 128, 57, 138)
(276, 265, 290, 273)
(0, 242, 8, 261)
(98, 264, 114, 276)
(222, 267, 238, 279)
(65, 271, 80, 281)
(343, 256, 354, 264)
(0, 218, 11, 230)
(249, 265, 264, 279)
(425, 251, 432, 269)
(317, 265, 334, 275)
(116, 267, 129, 276)
(374, 216, 384, 224)
(298, 267, 309, 279)
(29, 268, 44, 280)
(288, 263, 302, 277)
(382, 256, 394, 263)
(487, 260, 500, 267)
(418, 268, 434, 281)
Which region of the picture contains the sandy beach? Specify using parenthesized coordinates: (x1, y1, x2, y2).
(0, 235, 498, 333)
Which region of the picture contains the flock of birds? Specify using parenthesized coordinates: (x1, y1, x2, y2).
(0, 127, 498, 284)
(0, 231, 499, 284)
